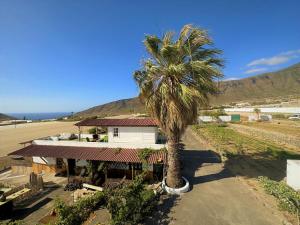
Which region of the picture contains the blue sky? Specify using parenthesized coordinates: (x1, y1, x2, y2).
(0, 0, 299, 113)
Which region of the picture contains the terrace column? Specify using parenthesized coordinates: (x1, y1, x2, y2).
(78, 126, 81, 142)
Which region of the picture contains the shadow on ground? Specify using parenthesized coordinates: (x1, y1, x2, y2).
(4, 186, 60, 221)
(145, 195, 179, 225)
(223, 152, 288, 181)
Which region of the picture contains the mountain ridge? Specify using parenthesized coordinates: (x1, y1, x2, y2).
(76, 62, 300, 118)
(0, 113, 16, 121)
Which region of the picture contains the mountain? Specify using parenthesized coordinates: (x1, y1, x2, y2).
(0, 113, 16, 121)
(76, 97, 146, 118)
(210, 62, 300, 105)
(76, 62, 300, 118)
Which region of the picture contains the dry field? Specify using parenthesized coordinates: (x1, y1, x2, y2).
(241, 119, 300, 138)
(0, 121, 80, 157)
(230, 119, 300, 151)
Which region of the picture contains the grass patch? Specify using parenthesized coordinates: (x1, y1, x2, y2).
(258, 176, 300, 215)
(55, 191, 105, 225)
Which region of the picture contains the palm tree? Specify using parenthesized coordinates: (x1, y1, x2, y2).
(254, 108, 261, 119)
(133, 24, 223, 188)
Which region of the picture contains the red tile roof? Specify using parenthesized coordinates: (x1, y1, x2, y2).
(9, 145, 166, 164)
(75, 118, 158, 127)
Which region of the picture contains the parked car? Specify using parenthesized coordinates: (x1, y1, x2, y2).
(288, 114, 300, 120)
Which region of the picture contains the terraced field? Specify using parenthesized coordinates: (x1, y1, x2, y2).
(192, 123, 300, 181)
(229, 120, 300, 151)
(241, 120, 300, 138)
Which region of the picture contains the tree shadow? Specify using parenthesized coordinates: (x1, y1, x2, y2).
(223, 151, 289, 181)
(181, 147, 290, 189)
(5, 186, 60, 221)
(12, 197, 53, 220)
(180, 149, 232, 190)
(144, 194, 179, 225)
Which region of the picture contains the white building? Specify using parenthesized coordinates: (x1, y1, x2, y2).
(10, 118, 167, 182)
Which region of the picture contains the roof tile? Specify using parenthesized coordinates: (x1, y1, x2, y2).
(75, 118, 158, 127)
(9, 145, 166, 164)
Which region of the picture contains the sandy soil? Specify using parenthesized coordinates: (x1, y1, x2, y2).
(0, 121, 79, 157)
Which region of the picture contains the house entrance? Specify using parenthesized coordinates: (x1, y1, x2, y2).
(68, 159, 76, 175)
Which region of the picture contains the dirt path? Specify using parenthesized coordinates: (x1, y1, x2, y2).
(155, 127, 288, 225)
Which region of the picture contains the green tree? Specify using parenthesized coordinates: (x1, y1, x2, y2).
(133, 24, 223, 188)
(254, 108, 261, 119)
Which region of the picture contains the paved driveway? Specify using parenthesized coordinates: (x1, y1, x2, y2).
(148, 127, 287, 225)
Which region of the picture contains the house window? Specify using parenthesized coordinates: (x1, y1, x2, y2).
(113, 128, 119, 137)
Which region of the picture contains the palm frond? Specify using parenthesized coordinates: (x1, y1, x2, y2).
(133, 25, 223, 137)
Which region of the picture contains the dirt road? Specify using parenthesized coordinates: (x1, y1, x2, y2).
(0, 121, 78, 157)
(151, 127, 288, 225)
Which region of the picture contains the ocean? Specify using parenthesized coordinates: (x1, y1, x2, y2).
(8, 112, 72, 121)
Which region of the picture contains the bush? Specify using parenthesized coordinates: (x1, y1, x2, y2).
(258, 176, 300, 214)
(88, 127, 97, 134)
(138, 148, 155, 162)
(200, 108, 227, 118)
(100, 135, 108, 142)
(55, 191, 105, 225)
(106, 174, 157, 225)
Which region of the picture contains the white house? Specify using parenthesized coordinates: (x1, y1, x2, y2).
(107, 126, 158, 144)
(10, 118, 167, 182)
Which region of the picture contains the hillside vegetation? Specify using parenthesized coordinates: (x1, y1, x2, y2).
(76, 62, 300, 118)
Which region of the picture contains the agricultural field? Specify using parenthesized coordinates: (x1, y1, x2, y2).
(192, 123, 300, 181)
(230, 119, 300, 151)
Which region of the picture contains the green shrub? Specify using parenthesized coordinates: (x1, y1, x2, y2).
(138, 148, 155, 162)
(200, 108, 227, 118)
(100, 135, 108, 142)
(258, 176, 300, 214)
(88, 127, 97, 134)
(55, 191, 105, 225)
(106, 174, 157, 225)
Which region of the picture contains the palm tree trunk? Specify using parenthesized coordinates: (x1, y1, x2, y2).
(166, 136, 183, 188)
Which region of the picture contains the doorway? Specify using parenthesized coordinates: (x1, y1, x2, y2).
(67, 159, 76, 175)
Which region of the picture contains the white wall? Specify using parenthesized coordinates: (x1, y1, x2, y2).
(108, 126, 158, 144)
(287, 160, 300, 191)
(33, 139, 165, 150)
(76, 159, 88, 167)
(218, 116, 231, 122)
(33, 157, 56, 165)
(225, 107, 300, 114)
(198, 116, 215, 122)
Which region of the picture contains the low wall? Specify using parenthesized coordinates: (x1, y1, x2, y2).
(32, 163, 57, 174)
(225, 107, 300, 114)
(11, 165, 32, 175)
(287, 160, 300, 191)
